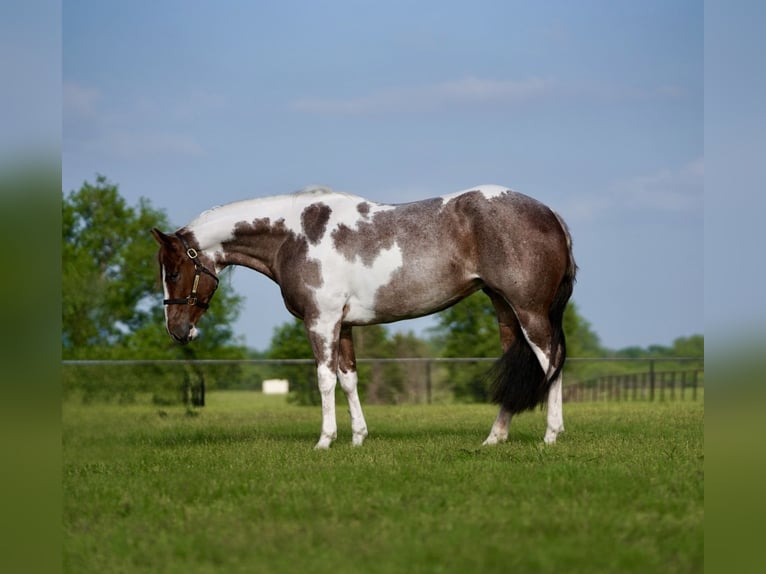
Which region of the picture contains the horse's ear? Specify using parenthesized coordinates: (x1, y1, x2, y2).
(151, 228, 172, 246)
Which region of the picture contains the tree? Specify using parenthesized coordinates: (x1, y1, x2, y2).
(563, 301, 603, 357)
(264, 318, 317, 404)
(430, 291, 603, 402)
(265, 319, 419, 405)
(671, 334, 704, 357)
(428, 292, 501, 402)
(62, 176, 245, 360)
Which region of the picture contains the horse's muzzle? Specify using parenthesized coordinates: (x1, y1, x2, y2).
(168, 324, 199, 345)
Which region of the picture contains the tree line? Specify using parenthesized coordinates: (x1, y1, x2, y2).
(62, 177, 703, 405)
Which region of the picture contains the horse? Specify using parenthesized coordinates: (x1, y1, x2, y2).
(151, 185, 576, 449)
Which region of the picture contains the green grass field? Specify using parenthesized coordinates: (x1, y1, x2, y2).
(63, 392, 703, 574)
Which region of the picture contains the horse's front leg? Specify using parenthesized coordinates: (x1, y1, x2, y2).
(338, 325, 368, 446)
(314, 361, 338, 449)
(306, 319, 341, 450)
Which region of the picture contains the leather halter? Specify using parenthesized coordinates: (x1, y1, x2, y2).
(163, 233, 219, 310)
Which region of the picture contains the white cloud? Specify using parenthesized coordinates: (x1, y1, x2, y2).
(569, 82, 688, 102)
(620, 157, 703, 212)
(63, 80, 207, 160)
(106, 130, 205, 160)
(563, 158, 703, 221)
(291, 76, 688, 115)
(292, 76, 554, 115)
(63, 81, 101, 118)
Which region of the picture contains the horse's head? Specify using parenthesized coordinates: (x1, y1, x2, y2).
(151, 228, 219, 344)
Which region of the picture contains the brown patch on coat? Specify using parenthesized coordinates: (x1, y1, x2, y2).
(332, 197, 445, 267)
(356, 202, 370, 218)
(354, 190, 569, 322)
(301, 202, 332, 245)
(219, 217, 323, 320)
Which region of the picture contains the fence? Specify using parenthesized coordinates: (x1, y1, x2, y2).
(62, 356, 703, 406)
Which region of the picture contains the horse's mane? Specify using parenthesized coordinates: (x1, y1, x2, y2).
(293, 185, 359, 200)
(189, 186, 361, 228)
(295, 185, 335, 196)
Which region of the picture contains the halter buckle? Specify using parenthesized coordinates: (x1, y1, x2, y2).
(187, 296, 198, 306)
(186, 248, 198, 259)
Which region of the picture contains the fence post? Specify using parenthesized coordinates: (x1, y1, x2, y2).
(693, 370, 698, 401)
(649, 360, 656, 402)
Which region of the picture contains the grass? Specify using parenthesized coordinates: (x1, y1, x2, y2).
(63, 392, 703, 574)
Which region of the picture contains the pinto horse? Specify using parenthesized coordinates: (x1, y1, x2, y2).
(152, 185, 576, 449)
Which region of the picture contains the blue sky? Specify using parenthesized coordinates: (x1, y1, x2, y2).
(62, 1, 704, 352)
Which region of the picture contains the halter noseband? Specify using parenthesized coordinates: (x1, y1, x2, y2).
(163, 233, 219, 310)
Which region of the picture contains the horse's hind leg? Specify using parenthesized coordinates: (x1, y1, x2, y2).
(482, 289, 518, 446)
(544, 370, 564, 444)
(515, 308, 566, 444)
(543, 333, 566, 444)
(338, 325, 369, 446)
(483, 285, 567, 446)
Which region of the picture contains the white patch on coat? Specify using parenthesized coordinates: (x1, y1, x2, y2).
(476, 184, 513, 200)
(305, 198, 405, 324)
(544, 371, 564, 444)
(160, 266, 170, 327)
(520, 325, 551, 376)
(441, 184, 512, 204)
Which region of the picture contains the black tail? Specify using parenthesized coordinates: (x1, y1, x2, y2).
(487, 330, 550, 414)
(489, 214, 577, 414)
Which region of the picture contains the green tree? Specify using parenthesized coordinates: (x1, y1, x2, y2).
(563, 301, 603, 357)
(429, 292, 500, 402)
(353, 324, 402, 404)
(62, 176, 245, 361)
(672, 334, 704, 357)
(265, 319, 316, 404)
(265, 320, 419, 405)
(431, 291, 603, 402)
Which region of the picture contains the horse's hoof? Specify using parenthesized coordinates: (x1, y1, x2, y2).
(482, 432, 507, 446)
(314, 435, 334, 450)
(351, 432, 367, 447)
(543, 428, 563, 445)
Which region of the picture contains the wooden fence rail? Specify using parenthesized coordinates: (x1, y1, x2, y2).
(562, 369, 703, 403)
(63, 357, 703, 405)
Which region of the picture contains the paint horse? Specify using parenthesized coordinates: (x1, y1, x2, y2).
(152, 185, 576, 449)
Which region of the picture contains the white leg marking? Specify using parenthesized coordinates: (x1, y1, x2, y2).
(160, 267, 170, 330)
(483, 406, 512, 446)
(544, 371, 564, 444)
(526, 337, 551, 377)
(315, 363, 337, 449)
(338, 369, 368, 446)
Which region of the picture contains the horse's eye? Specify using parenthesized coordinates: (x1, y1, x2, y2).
(167, 271, 180, 282)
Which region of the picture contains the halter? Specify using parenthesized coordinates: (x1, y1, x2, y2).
(163, 233, 219, 310)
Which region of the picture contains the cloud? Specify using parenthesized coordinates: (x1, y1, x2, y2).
(63, 82, 101, 118)
(564, 158, 703, 221)
(291, 76, 688, 116)
(569, 82, 688, 103)
(291, 76, 554, 115)
(106, 130, 205, 160)
(619, 157, 703, 212)
(63, 80, 207, 160)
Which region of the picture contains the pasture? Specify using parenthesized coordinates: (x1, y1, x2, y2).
(63, 392, 703, 573)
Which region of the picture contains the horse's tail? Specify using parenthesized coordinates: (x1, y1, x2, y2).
(489, 211, 577, 414)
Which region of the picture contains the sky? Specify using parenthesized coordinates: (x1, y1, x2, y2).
(60, 0, 704, 352)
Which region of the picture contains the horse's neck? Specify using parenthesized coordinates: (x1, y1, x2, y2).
(187, 200, 292, 279)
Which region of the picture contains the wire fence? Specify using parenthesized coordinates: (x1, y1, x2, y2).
(62, 356, 704, 406)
